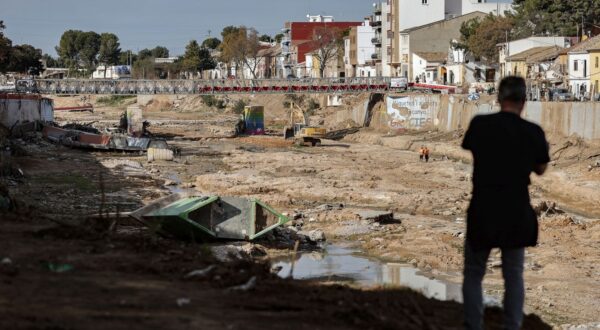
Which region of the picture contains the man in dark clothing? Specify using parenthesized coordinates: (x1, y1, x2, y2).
(461, 76, 550, 330)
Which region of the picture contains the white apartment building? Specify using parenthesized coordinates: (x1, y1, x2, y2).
(445, 0, 513, 18)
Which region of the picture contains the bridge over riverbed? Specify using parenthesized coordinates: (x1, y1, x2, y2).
(17, 77, 400, 95)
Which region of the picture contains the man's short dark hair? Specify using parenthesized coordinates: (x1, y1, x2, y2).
(498, 76, 527, 103)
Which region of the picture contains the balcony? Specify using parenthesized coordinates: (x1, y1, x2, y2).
(371, 53, 381, 61)
(372, 37, 382, 46)
(373, 3, 382, 15)
(372, 21, 382, 27)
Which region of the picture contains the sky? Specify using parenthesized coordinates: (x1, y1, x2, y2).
(0, 0, 374, 56)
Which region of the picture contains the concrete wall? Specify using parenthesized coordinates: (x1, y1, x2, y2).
(0, 94, 53, 128)
(384, 94, 600, 141)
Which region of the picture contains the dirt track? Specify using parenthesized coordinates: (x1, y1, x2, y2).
(2, 94, 599, 328)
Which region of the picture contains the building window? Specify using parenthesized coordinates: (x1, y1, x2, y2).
(574, 60, 578, 71)
(596, 57, 599, 68)
(422, 0, 428, 4)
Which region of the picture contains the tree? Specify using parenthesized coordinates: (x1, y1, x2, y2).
(182, 40, 215, 76)
(259, 34, 272, 43)
(0, 21, 12, 72)
(457, 17, 481, 50)
(459, 14, 514, 64)
(76, 31, 101, 69)
(118, 50, 137, 65)
(98, 33, 121, 65)
(510, 0, 600, 38)
(56, 29, 81, 67)
(151, 46, 169, 58)
(56, 30, 101, 69)
(311, 26, 344, 78)
(202, 37, 221, 50)
(42, 54, 61, 68)
(221, 26, 240, 39)
(274, 33, 285, 43)
(7, 44, 42, 74)
(220, 26, 261, 78)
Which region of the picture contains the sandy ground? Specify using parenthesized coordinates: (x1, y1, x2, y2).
(2, 94, 598, 328)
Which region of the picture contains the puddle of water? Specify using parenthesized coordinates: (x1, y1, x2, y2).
(273, 244, 500, 306)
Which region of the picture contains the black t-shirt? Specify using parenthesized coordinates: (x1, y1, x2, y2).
(462, 112, 550, 250)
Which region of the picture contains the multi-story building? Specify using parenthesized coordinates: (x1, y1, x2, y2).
(281, 16, 362, 78)
(373, 0, 514, 77)
(566, 34, 600, 100)
(346, 19, 377, 77)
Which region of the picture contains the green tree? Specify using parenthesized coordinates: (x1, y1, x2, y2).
(56, 29, 82, 66)
(460, 14, 514, 63)
(182, 40, 215, 75)
(274, 33, 285, 43)
(42, 54, 61, 68)
(259, 34, 272, 43)
(98, 33, 121, 65)
(511, 0, 600, 37)
(7, 44, 42, 74)
(0, 21, 12, 72)
(56, 30, 101, 69)
(118, 50, 137, 65)
(76, 31, 101, 68)
(202, 37, 221, 50)
(151, 46, 169, 58)
(221, 26, 240, 39)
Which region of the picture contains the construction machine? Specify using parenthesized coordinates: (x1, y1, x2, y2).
(283, 102, 326, 147)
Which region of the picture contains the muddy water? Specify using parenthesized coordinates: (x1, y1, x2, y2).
(273, 244, 500, 306)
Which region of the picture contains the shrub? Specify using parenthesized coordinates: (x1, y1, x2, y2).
(201, 95, 226, 109)
(96, 95, 136, 106)
(232, 99, 247, 114)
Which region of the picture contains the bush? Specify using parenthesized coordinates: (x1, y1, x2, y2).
(306, 99, 320, 115)
(202, 95, 225, 109)
(232, 99, 247, 114)
(96, 95, 136, 106)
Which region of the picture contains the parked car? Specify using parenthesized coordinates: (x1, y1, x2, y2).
(550, 88, 573, 102)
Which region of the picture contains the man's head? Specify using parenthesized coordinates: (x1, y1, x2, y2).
(498, 76, 527, 114)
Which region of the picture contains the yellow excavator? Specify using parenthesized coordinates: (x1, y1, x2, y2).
(283, 102, 326, 147)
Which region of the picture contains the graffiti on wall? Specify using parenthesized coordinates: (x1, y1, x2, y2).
(386, 96, 437, 129)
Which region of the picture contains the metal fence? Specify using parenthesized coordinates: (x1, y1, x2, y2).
(18, 77, 393, 95)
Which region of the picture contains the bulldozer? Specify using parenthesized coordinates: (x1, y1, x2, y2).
(283, 101, 326, 147)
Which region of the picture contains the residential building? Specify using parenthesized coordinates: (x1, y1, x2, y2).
(589, 48, 600, 95)
(504, 46, 563, 78)
(567, 34, 600, 100)
(412, 52, 447, 83)
(445, 0, 513, 18)
(91, 65, 131, 79)
(400, 11, 488, 80)
(371, 0, 513, 77)
(446, 43, 497, 86)
(346, 19, 377, 77)
(498, 37, 573, 77)
(283, 17, 362, 77)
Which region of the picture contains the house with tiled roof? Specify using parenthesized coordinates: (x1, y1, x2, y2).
(567, 34, 600, 100)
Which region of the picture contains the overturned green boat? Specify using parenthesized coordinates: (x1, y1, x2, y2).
(130, 194, 290, 242)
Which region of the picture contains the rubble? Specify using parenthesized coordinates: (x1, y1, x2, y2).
(355, 210, 395, 223)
